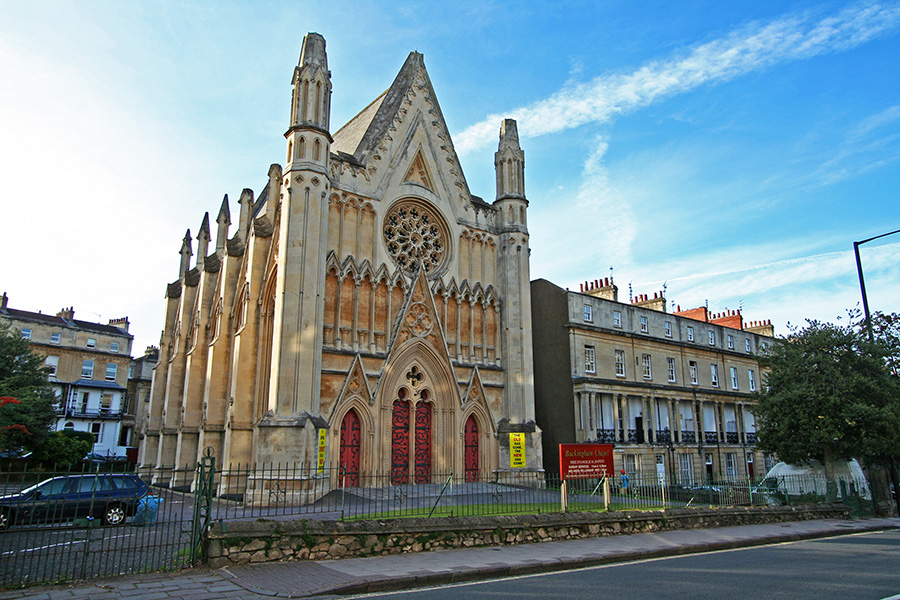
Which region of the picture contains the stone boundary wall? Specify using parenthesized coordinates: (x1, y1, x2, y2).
(206, 504, 849, 568)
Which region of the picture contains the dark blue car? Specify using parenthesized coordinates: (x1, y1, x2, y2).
(0, 474, 152, 530)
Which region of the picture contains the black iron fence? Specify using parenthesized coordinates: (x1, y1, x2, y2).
(0, 465, 197, 589)
(0, 460, 878, 589)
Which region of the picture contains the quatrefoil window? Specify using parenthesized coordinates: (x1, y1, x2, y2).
(406, 366, 425, 388)
(383, 200, 449, 276)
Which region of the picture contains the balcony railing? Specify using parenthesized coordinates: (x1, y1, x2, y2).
(704, 431, 719, 444)
(60, 408, 123, 419)
(655, 429, 672, 444)
(745, 432, 757, 444)
(680, 430, 696, 444)
(725, 432, 739, 444)
(595, 429, 617, 444)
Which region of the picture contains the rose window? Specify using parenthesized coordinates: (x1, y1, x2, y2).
(383, 201, 448, 276)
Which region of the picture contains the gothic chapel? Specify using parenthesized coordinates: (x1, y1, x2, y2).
(140, 33, 542, 490)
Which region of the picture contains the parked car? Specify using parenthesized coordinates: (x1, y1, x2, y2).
(0, 474, 152, 530)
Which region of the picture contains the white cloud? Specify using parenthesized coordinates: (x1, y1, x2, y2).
(455, 1, 900, 154)
(529, 139, 639, 281)
(628, 241, 900, 333)
(818, 104, 900, 184)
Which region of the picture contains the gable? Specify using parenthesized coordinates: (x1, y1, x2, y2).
(329, 52, 474, 218)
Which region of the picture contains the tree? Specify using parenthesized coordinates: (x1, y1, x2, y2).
(35, 431, 94, 469)
(0, 321, 57, 454)
(751, 319, 900, 490)
(867, 311, 900, 376)
(859, 311, 900, 515)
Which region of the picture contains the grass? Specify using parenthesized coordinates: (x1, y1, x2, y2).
(343, 500, 667, 521)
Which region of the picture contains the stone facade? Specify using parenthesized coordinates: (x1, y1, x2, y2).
(140, 33, 542, 490)
(127, 346, 159, 462)
(206, 504, 849, 567)
(0, 293, 134, 457)
(531, 278, 776, 482)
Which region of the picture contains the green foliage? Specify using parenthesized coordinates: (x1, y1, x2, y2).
(0, 323, 57, 453)
(752, 318, 900, 469)
(35, 431, 93, 468)
(866, 311, 900, 376)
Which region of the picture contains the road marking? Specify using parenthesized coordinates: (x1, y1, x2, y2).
(344, 529, 894, 598)
(0, 531, 141, 556)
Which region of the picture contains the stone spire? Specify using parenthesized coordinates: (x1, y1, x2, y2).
(289, 32, 331, 134)
(237, 188, 253, 242)
(495, 118, 525, 201)
(179, 229, 193, 277)
(197, 213, 210, 270)
(285, 33, 332, 172)
(493, 118, 535, 431)
(215, 195, 230, 253)
(266, 163, 282, 220)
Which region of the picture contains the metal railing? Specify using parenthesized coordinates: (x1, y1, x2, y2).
(0, 461, 877, 589)
(0, 465, 195, 589)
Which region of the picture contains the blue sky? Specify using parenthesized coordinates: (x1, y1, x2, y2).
(1, 0, 898, 353)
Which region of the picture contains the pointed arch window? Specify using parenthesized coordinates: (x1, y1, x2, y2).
(235, 283, 249, 331)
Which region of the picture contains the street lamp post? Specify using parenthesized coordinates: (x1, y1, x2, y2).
(853, 228, 900, 342)
(853, 228, 900, 517)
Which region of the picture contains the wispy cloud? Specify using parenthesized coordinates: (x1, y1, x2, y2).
(631, 241, 900, 330)
(818, 104, 900, 183)
(455, 1, 900, 154)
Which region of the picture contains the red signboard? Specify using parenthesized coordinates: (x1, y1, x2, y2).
(559, 444, 615, 480)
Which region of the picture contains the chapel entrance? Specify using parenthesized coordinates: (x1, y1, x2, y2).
(339, 409, 361, 487)
(464, 415, 479, 482)
(390, 366, 434, 484)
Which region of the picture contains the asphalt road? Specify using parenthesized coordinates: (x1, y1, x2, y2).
(346, 529, 900, 600)
(0, 489, 195, 587)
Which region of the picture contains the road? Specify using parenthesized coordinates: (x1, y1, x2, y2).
(0, 489, 195, 587)
(344, 529, 900, 600)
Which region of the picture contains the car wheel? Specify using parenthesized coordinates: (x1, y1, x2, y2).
(0, 508, 11, 531)
(103, 504, 126, 526)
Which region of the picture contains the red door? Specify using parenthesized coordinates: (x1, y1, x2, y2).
(339, 409, 361, 487)
(464, 415, 479, 482)
(414, 402, 432, 483)
(391, 399, 410, 484)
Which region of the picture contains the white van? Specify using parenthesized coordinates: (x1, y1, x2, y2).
(752, 459, 871, 502)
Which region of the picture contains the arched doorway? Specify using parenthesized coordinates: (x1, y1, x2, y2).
(339, 409, 361, 487)
(414, 398, 432, 483)
(390, 385, 434, 485)
(391, 393, 411, 484)
(464, 415, 479, 482)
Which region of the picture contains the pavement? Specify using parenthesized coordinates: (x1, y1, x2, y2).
(0, 517, 897, 600)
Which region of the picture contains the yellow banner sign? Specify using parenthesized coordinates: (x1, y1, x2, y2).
(510, 432, 526, 468)
(317, 428, 327, 473)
